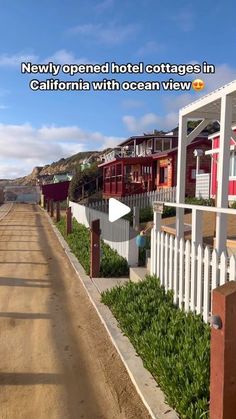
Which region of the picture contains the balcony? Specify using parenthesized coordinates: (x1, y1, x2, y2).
(103, 146, 152, 163)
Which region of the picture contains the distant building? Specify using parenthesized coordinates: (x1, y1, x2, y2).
(80, 153, 101, 171)
(53, 173, 73, 183)
(99, 131, 211, 198)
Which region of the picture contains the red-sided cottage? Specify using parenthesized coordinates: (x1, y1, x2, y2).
(209, 126, 236, 201)
(99, 132, 211, 198)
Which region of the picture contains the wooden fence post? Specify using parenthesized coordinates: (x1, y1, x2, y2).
(41, 194, 45, 208)
(210, 281, 236, 418)
(50, 199, 54, 217)
(90, 219, 100, 278)
(66, 206, 72, 235)
(56, 201, 60, 222)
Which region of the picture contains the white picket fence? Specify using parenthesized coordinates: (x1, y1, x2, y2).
(151, 230, 236, 322)
(69, 201, 138, 267)
(89, 187, 176, 212)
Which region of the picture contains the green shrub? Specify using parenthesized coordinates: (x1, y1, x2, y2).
(56, 217, 129, 277)
(185, 197, 214, 207)
(230, 201, 236, 209)
(102, 276, 210, 418)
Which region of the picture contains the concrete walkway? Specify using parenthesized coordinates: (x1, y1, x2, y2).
(0, 203, 150, 419)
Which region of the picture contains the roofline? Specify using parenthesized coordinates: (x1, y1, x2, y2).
(208, 123, 236, 140)
(118, 134, 178, 146)
(180, 80, 236, 117)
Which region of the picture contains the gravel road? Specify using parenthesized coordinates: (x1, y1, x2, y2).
(0, 204, 150, 419)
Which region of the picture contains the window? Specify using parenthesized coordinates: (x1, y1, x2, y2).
(159, 167, 168, 184)
(154, 138, 172, 152)
(154, 139, 162, 152)
(147, 139, 152, 150)
(163, 139, 171, 151)
(229, 151, 236, 177)
(116, 164, 122, 176)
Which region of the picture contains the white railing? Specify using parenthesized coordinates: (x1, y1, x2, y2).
(150, 230, 236, 322)
(89, 187, 176, 212)
(69, 201, 138, 267)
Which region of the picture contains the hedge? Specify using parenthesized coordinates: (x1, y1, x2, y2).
(102, 276, 210, 418)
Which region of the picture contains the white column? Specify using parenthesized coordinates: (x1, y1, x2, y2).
(215, 94, 232, 253)
(176, 115, 188, 239)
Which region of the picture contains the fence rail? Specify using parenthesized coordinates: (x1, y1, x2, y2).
(88, 187, 176, 212)
(69, 201, 138, 266)
(150, 230, 236, 322)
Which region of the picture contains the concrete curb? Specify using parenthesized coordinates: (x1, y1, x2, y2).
(44, 208, 179, 419)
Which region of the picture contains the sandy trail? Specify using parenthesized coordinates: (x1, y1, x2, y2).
(0, 204, 150, 419)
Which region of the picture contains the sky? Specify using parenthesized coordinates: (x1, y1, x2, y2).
(0, 0, 235, 178)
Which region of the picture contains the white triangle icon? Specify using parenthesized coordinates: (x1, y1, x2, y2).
(108, 198, 131, 222)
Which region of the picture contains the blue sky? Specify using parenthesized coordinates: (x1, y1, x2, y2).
(0, 0, 235, 178)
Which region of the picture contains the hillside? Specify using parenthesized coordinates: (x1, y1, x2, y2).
(0, 151, 102, 186)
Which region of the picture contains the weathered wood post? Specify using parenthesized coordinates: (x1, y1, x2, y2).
(66, 206, 72, 235)
(56, 201, 60, 222)
(210, 281, 236, 418)
(40, 194, 45, 208)
(50, 199, 54, 217)
(90, 219, 100, 278)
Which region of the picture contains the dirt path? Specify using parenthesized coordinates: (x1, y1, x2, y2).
(0, 204, 150, 419)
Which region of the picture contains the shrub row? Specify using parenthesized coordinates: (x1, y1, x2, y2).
(56, 217, 129, 277)
(102, 276, 210, 419)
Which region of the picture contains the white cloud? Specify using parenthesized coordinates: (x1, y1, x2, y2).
(69, 22, 138, 45)
(0, 49, 92, 68)
(0, 52, 38, 67)
(123, 112, 178, 133)
(0, 105, 8, 110)
(95, 0, 114, 11)
(122, 99, 145, 109)
(0, 123, 123, 179)
(45, 49, 90, 65)
(201, 63, 236, 92)
(171, 10, 195, 32)
(137, 41, 162, 56)
(122, 64, 236, 134)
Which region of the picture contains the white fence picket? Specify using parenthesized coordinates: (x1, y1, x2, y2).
(196, 245, 203, 315)
(173, 237, 179, 304)
(203, 247, 211, 323)
(190, 242, 197, 312)
(160, 232, 164, 286)
(184, 240, 191, 312)
(211, 249, 219, 290)
(164, 234, 169, 289)
(220, 252, 228, 286)
(178, 238, 185, 309)
(169, 235, 174, 290)
(229, 255, 236, 281)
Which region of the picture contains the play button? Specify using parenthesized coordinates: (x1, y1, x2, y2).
(108, 198, 131, 222)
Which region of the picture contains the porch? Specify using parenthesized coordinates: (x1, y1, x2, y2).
(100, 157, 154, 198)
